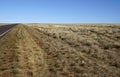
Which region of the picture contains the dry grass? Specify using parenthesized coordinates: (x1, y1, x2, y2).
(0, 24, 120, 77)
(0, 24, 9, 26)
(0, 24, 45, 77)
(33, 24, 120, 77)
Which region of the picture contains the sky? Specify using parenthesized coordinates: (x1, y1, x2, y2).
(0, 0, 120, 23)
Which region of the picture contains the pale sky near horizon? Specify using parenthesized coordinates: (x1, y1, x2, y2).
(0, 0, 120, 23)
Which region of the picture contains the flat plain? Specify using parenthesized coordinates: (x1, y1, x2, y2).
(0, 24, 120, 77)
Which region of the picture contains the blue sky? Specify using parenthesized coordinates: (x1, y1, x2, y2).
(0, 0, 120, 23)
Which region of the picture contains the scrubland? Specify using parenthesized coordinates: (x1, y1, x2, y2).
(0, 24, 120, 77)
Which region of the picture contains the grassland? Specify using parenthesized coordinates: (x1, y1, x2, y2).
(0, 24, 120, 77)
(0, 23, 9, 26)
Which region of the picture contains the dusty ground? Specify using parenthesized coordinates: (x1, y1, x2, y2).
(0, 24, 120, 77)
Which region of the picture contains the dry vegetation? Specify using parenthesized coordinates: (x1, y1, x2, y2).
(0, 24, 120, 77)
(0, 24, 45, 77)
(0, 24, 9, 26)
